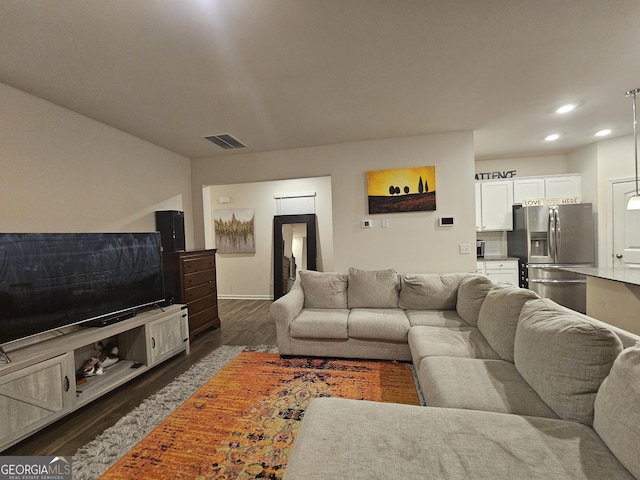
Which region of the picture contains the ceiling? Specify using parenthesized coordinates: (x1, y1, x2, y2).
(1, 0, 639, 160)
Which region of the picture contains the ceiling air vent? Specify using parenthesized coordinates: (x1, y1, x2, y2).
(203, 133, 247, 150)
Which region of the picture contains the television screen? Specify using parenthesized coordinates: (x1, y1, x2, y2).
(0, 232, 165, 345)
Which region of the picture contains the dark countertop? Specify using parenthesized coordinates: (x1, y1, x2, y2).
(559, 266, 640, 287)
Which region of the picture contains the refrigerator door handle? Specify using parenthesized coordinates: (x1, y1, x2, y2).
(548, 207, 555, 261)
(529, 279, 586, 284)
(554, 207, 561, 259)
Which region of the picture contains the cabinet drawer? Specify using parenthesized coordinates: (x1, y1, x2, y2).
(189, 306, 219, 332)
(184, 281, 216, 303)
(187, 294, 217, 315)
(484, 261, 518, 271)
(184, 269, 214, 288)
(182, 256, 215, 274)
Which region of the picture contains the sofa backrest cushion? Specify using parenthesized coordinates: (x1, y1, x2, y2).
(299, 270, 348, 309)
(398, 273, 466, 310)
(347, 267, 399, 309)
(514, 299, 623, 426)
(477, 284, 539, 362)
(454, 275, 493, 326)
(593, 345, 640, 479)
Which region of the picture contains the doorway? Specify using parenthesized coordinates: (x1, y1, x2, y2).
(612, 179, 640, 268)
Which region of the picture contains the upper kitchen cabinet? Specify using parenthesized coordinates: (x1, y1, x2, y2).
(513, 174, 581, 204)
(476, 180, 513, 231)
(544, 175, 581, 199)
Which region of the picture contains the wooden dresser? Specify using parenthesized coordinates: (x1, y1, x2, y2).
(161, 249, 220, 339)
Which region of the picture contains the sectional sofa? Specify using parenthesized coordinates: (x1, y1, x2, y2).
(271, 268, 640, 480)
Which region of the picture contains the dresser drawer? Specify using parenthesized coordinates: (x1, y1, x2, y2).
(184, 282, 216, 303)
(189, 306, 220, 336)
(187, 294, 217, 316)
(182, 256, 215, 274)
(184, 269, 214, 288)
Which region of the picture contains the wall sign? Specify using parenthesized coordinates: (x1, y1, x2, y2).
(522, 197, 581, 206)
(475, 170, 516, 181)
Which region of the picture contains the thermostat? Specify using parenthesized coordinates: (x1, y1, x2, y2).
(439, 216, 455, 227)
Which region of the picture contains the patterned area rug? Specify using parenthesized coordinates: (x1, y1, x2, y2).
(99, 351, 420, 479)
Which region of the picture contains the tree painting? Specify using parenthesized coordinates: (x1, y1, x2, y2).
(367, 166, 436, 214)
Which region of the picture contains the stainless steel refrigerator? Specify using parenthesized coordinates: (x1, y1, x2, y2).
(507, 203, 594, 313)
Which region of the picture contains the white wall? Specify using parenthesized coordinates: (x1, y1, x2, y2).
(192, 132, 477, 282)
(594, 135, 635, 267)
(1, 83, 193, 238)
(206, 176, 333, 298)
(475, 154, 568, 178)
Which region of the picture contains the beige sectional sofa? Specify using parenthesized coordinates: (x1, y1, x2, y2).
(271, 268, 640, 480)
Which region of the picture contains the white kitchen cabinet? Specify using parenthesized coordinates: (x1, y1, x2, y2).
(476, 181, 514, 231)
(544, 175, 581, 199)
(477, 259, 519, 286)
(484, 259, 519, 285)
(513, 175, 581, 204)
(513, 178, 545, 204)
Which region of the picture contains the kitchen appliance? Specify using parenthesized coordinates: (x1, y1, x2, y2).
(507, 203, 594, 313)
(476, 240, 485, 258)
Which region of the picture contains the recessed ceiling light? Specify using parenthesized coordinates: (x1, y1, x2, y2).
(556, 104, 576, 114)
(545, 133, 560, 141)
(595, 129, 612, 137)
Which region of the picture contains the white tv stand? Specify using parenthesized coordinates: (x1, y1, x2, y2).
(0, 304, 189, 451)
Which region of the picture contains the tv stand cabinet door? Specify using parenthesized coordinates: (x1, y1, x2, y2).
(0, 352, 75, 450)
(147, 309, 189, 366)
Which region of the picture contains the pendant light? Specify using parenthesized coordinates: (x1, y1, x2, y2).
(626, 88, 640, 210)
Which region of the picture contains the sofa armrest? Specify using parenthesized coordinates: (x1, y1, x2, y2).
(270, 279, 305, 354)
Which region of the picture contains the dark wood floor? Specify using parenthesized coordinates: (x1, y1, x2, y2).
(4, 299, 275, 457)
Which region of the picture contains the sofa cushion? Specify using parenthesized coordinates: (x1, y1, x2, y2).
(289, 309, 349, 340)
(299, 270, 348, 309)
(409, 326, 500, 371)
(419, 357, 558, 418)
(398, 273, 465, 310)
(284, 398, 636, 480)
(455, 274, 493, 326)
(405, 309, 470, 328)
(347, 267, 399, 308)
(514, 299, 624, 426)
(477, 284, 539, 362)
(348, 308, 410, 342)
(594, 345, 640, 479)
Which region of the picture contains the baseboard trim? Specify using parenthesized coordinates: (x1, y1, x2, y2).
(218, 294, 273, 301)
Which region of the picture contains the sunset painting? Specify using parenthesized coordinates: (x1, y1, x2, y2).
(367, 166, 436, 214)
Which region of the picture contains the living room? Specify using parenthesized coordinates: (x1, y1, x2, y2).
(2, 1, 640, 478)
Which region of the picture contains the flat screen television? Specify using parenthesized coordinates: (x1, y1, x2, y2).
(0, 232, 165, 346)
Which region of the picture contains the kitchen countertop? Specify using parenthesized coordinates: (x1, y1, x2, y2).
(478, 256, 519, 261)
(558, 266, 640, 287)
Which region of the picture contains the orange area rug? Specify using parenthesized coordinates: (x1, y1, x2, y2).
(100, 351, 419, 479)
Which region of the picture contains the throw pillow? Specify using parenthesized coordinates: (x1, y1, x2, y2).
(299, 270, 348, 309)
(455, 275, 493, 326)
(398, 273, 465, 310)
(347, 267, 399, 309)
(593, 345, 640, 479)
(514, 299, 623, 426)
(477, 284, 538, 362)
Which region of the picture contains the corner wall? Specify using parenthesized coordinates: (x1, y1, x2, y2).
(191, 132, 476, 278)
(1, 83, 193, 240)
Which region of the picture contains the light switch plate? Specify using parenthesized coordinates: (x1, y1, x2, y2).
(361, 219, 372, 229)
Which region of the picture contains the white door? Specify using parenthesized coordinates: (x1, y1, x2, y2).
(612, 180, 640, 268)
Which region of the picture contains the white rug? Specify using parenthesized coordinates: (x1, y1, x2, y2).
(72, 345, 275, 480)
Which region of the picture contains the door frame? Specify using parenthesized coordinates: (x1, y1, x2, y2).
(610, 177, 636, 268)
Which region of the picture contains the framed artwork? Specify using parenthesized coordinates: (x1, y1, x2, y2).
(367, 165, 436, 214)
(214, 209, 256, 253)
